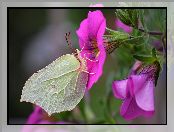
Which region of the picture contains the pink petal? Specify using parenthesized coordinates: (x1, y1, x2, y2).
(112, 79, 128, 99)
(128, 74, 148, 96)
(115, 19, 132, 33)
(88, 10, 106, 39)
(86, 26, 106, 89)
(76, 19, 89, 49)
(86, 60, 99, 89)
(129, 61, 142, 75)
(26, 106, 42, 124)
(120, 97, 142, 120)
(120, 97, 154, 120)
(97, 17, 106, 42)
(129, 74, 155, 111)
(86, 44, 106, 89)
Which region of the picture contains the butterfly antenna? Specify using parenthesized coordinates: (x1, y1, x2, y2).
(65, 32, 75, 53)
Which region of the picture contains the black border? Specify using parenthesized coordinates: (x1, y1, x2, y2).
(7, 7, 167, 125)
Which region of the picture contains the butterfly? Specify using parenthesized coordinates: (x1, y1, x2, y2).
(20, 32, 94, 116)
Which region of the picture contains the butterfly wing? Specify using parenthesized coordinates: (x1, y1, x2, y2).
(62, 72, 88, 113)
(20, 54, 88, 115)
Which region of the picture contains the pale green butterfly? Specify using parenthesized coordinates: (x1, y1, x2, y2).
(20, 32, 95, 116)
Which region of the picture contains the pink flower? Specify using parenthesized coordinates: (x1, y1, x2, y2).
(115, 19, 132, 33)
(26, 106, 43, 124)
(26, 106, 67, 124)
(76, 10, 106, 89)
(112, 62, 159, 120)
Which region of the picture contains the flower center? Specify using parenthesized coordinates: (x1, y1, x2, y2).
(138, 61, 160, 83)
(88, 39, 100, 58)
(103, 38, 121, 54)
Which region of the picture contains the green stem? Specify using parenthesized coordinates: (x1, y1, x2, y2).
(138, 28, 163, 36)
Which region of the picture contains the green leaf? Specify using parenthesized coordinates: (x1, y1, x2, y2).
(115, 9, 139, 28)
(115, 9, 131, 26)
(104, 28, 131, 53)
(123, 35, 146, 45)
(152, 48, 157, 58)
(133, 54, 157, 63)
(106, 28, 129, 40)
(138, 10, 148, 31)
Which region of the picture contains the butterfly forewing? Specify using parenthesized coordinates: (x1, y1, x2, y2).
(20, 53, 88, 116)
(23, 54, 80, 90)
